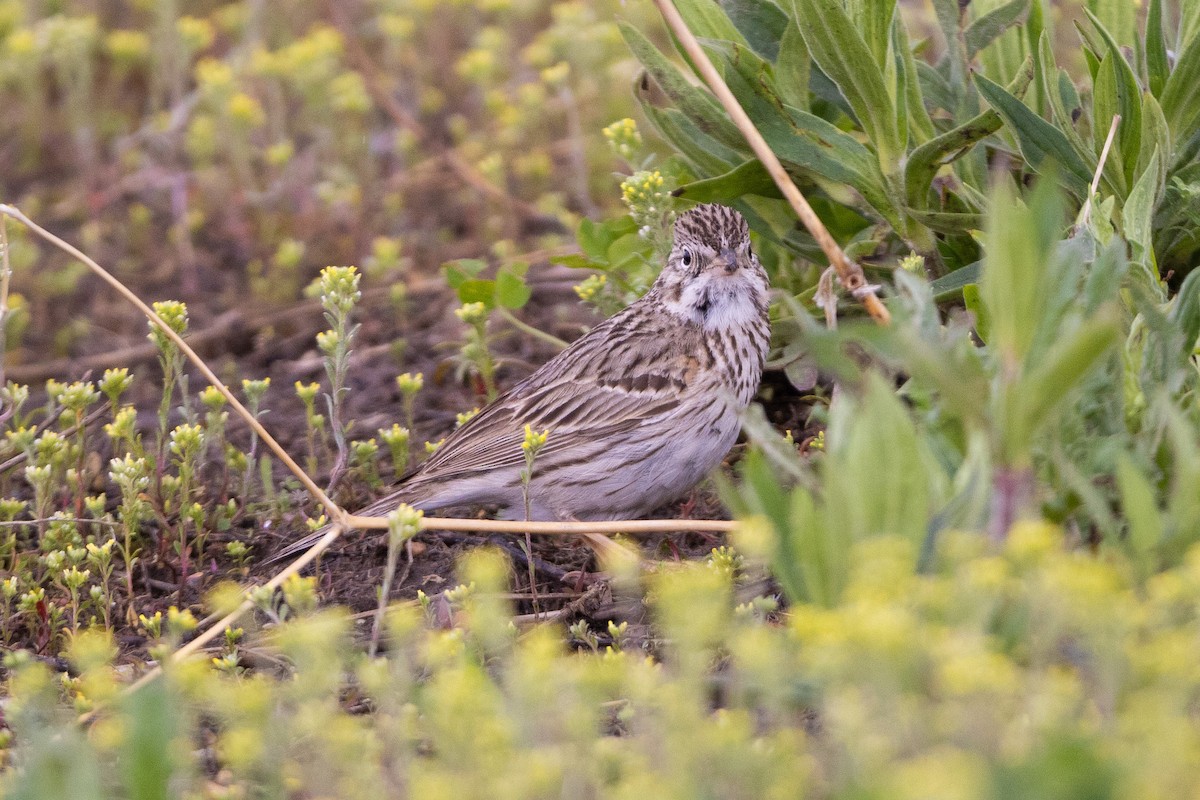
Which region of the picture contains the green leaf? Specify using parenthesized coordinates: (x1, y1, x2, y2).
(962, 283, 990, 343)
(720, 0, 788, 61)
(1033, 34, 1093, 164)
(1017, 307, 1121, 448)
(442, 258, 487, 290)
(674, 0, 750, 48)
(1116, 454, 1163, 567)
(980, 177, 1062, 365)
(775, 16, 810, 110)
(454, 279, 495, 307)
(121, 681, 176, 800)
(620, 23, 744, 150)
(823, 373, 941, 546)
(495, 264, 532, 309)
(792, 0, 904, 169)
(1169, 268, 1200, 357)
(1084, 9, 1143, 187)
(711, 41, 895, 217)
(1124, 149, 1161, 270)
(1136, 93, 1170, 188)
(641, 105, 743, 176)
(965, 0, 1030, 59)
(1145, 0, 1169, 97)
(929, 260, 982, 301)
(974, 73, 1093, 198)
(931, 0, 968, 93)
(1159, 22, 1200, 142)
(893, 14, 935, 145)
(728, 448, 807, 602)
(674, 158, 780, 202)
(845, 0, 897, 72)
(576, 218, 635, 263)
(790, 486, 849, 607)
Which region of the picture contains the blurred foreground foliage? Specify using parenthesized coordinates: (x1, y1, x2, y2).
(10, 527, 1200, 798)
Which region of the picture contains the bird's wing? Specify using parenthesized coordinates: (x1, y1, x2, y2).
(408, 309, 707, 486)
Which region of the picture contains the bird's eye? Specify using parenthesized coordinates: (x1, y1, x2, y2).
(681, 248, 692, 267)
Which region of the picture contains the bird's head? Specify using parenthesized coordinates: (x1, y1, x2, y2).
(655, 203, 769, 329)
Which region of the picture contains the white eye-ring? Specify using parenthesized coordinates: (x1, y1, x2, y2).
(681, 248, 693, 267)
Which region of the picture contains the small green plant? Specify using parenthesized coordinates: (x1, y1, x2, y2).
(314, 265, 362, 490)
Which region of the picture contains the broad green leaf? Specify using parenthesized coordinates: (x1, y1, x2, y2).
(1091, 55, 1129, 197)
(775, 16, 811, 110)
(844, 0, 897, 72)
(790, 486, 848, 607)
(1124, 149, 1161, 271)
(974, 73, 1093, 198)
(1084, 9, 1143, 186)
(1169, 268, 1200, 357)
(979, 177, 1061, 366)
(1136, 93, 1170, 188)
(620, 23, 745, 150)
(1015, 307, 1120, 454)
(1033, 35, 1093, 165)
(674, 0, 750, 48)
(824, 373, 942, 545)
(576, 218, 635, 263)
(962, 283, 991, 343)
(792, 0, 904, 170)
(965, 0, 1030, 59)
(1086, 0, 1135, 47)
(442, 258, 486, 290)
(454, 279, 495, 307)
(1160, 23, 1200, 142)
(728, 449, 806, 602)
(930, 260, 982, 302)
(641, 105, 742, 175)
(1116, 454, 1164, 567)
(674, 159, 780, 202)
(495, 264, 532, 309)
(1145, 0, 1168, 98)
(720, 0, 788, 61)
(121, 681, 175, 800)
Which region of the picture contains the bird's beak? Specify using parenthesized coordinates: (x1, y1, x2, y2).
(717, 248, 739, 274)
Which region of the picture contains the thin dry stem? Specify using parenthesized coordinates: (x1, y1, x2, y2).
(1079, 114, 1121, 230)
(651, 0, 890, 324)
(0, 204, 349, 528)
(0, 215, 11, 389)
(85, 521, 349, 720)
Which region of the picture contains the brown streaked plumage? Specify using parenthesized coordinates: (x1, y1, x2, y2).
(269, 203, 770, 564)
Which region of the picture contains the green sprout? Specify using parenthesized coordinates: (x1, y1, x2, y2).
(455, 302, 498, 401)
(519, 424, 549, 616)
(316, 265, 362, 491)
(295, 380, 326, 476)
(396, 371, 423, 439)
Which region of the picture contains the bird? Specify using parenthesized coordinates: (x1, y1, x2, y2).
(268, 203, 771, 565)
